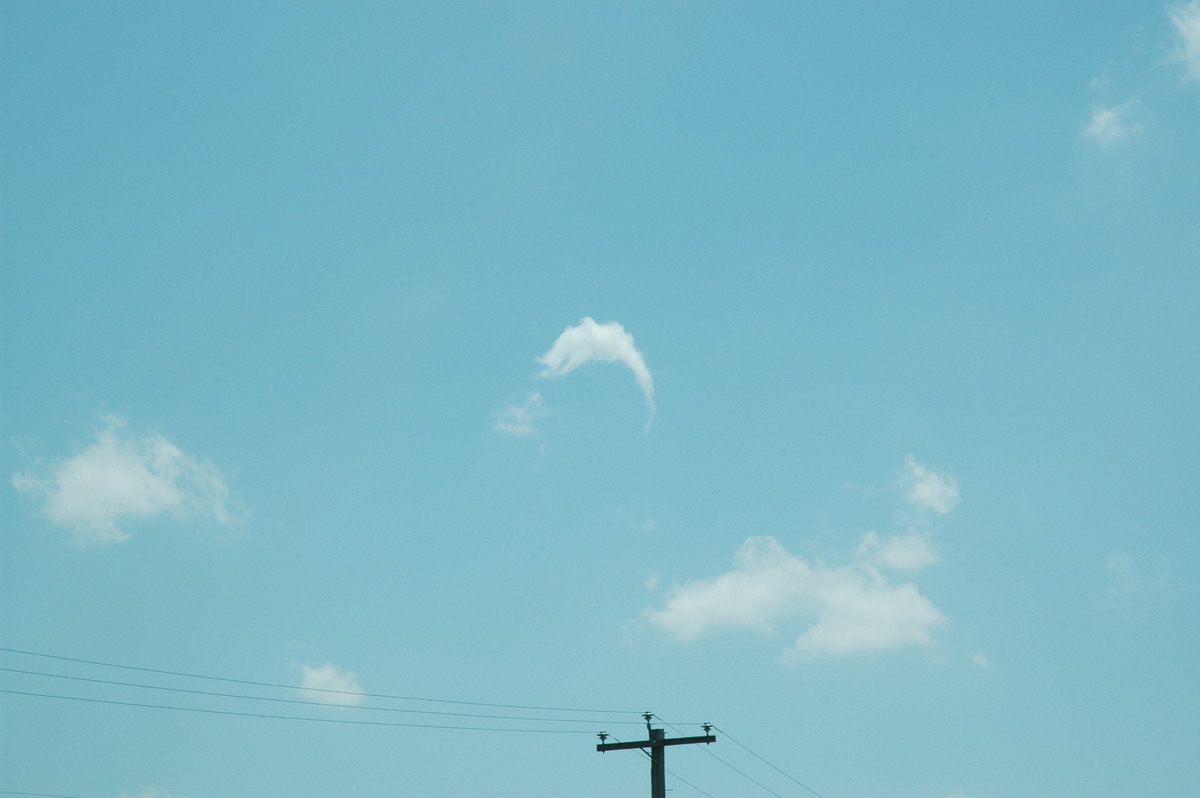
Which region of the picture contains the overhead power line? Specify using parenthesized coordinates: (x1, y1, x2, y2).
(656, 716, 829, 798)
(0, 645, 637, 715)
(0, 687, 598, 734)
(0, 665, 642, 726)
(714, 726, 827, 798)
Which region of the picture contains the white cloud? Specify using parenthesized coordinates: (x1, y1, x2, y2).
(972, 653, 990, 668)
(299, 662, 365, 706)
(11, 415, 237, 544)
(1169, 1, 1200, 81)
(494, 391, 547, 436)
(644, 535, 948, 657)
(855, 530, 938, 572)
(1084, 104, 1141, 145)
(537, 317, 655, 417)
(898, 455, 959, 516)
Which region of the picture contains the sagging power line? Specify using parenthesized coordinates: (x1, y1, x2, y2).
(0, 645, 637, 715)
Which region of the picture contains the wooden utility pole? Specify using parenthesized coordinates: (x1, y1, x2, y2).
(596, 713, 716, 798)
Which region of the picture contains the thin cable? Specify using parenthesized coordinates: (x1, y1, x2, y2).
(0, 665, 643, 726)
(0, 688, 598, 734)
(0, 646, 637, 715)
(714, 726, 827, 798)
(601, 734, 718, 798)
(655, 716, 785, 798)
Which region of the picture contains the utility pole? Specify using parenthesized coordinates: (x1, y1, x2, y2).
(597, 713, 716, 798)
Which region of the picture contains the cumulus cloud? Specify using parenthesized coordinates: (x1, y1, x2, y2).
(644, 535, 948, 657)
(644, 455, 961, 659)
(1084, 104, 1142, 145)
(494, 392, 547, 436)
(11, 415, 237, 544)
(898, 455, 959, 516)
(1169, 1, 1200, 81)
(299, 662, 365, 706)
(537, 317, 655, 417)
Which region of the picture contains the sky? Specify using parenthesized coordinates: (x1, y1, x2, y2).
(1, 3, 1198, 797)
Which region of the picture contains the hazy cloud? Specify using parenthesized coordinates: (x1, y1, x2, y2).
(494, 392, 547, 436)
(899, 455, 959, 516)
(855, 530, 938, 572)
(299, 662, 365, 706)
(644, 535, 947, 657)
(119, 789, 185, 798)
(1105, 551, 1173, 596)
(1169, 1, 1200, 80)
(537, 317, 655, 417)
(1084, 104, 1141, 145)
(1107, 552, 1141, 594)
(11, 415, 237, 544)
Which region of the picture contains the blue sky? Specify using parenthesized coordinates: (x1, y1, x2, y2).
(2, 3, 1198, 797)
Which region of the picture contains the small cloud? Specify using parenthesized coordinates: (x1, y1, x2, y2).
(645, 573, 660, 591)
(1168, 1, 1200, 81)
(644, 535, 948, 658)
(494, 392, 547, 436)
(1107, 551, 1141, 594)
(11, 415, 238, 544)
(898, 455, 959, 516)
(1084, 103, 1142, 145)
(298, 662, 365, 706)
(537, 317, 655, 420)
(972, 653, 990, 668)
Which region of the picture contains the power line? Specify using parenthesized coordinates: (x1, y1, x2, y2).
(714, 726, 827, 798)
(655, 716, 786, 798)
(0, 646, 637, 715)
(0, 665, 643, 726)
(0, 687, 598, 734)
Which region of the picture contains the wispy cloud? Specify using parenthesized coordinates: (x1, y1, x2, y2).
(537, 317, 655, 418)
(898, 455, 959, 516)
(1106, 551, 1172, 595)
(1168, 1, 1200, 81)
(494, 391, 547, 436)
(644, 535, 948, 658)
(1107, 552, 1141, 594)
(119, 789, 185, 798)
(11, 415, 238, 544)
(1084, 103, 1142, 145)
(855, 530, 938, 572)
(298, 662, 365, 706)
